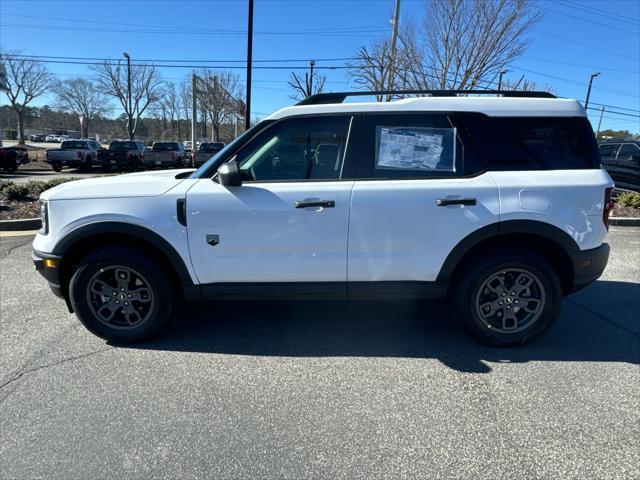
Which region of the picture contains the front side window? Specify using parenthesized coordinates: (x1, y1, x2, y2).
(235, 116, 351, 181)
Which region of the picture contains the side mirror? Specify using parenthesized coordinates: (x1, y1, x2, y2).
(218, 160, 242, 187)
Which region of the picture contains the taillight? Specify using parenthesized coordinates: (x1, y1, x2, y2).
(603, 187, 614, 230)
(77, 151, 82, 158)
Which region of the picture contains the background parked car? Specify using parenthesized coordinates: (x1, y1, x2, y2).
(46, 139, 102, 172)
(29, 134, 46, 142)
(142, 141, 190, 169)
(599, 140, 640, 192)
(98, 140, 146, 172)
(193, 141, 225, 167)
(45, 134, 57, 143)
(0, 146, 30, 173)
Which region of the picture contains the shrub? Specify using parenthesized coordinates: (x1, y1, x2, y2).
(27, 178, 78, 196)
(0, 181, 16, 195)
(1, 183, 31, 201)
(616, 191, 640, 208)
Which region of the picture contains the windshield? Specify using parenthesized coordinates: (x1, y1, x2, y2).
(153, 142, 179, 151)
(190, 121, 273, 178)
(61, 141, 87, 149)
(109, 141, 137, 150)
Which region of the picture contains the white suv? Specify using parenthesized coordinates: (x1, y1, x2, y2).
(32, 90, 614, 346)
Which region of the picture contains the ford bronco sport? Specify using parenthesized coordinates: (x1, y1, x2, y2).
(32, 90, 613, 346)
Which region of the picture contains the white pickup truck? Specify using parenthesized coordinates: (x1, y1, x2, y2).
(46, 139, 102, 172)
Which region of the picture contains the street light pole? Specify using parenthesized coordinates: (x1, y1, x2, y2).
(584, 72, 600, 110)
(192, 73, 197, 152)
(123, 52, 133, 140)
(245, 0, 254, 130)
(498, 70, 508, 91)
(596, 105, 605, 140)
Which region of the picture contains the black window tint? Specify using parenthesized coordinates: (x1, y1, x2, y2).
(461, 115, 599, 170)
(617, 144, 640, 158)
(236, 116, 351, 181)
(361, 114, 458, 179)
(598, 143, 620, 160)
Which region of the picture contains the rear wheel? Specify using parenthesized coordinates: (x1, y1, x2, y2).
(69, 246, 175, 342)
(453, 250, 562, 346)
(52, 165, 62, 172)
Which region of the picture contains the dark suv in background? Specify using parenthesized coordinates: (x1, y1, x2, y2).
(599, 140, 640, 192)
(98, 140, 146, 172)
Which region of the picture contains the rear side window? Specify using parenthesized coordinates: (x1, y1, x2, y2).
(460, 114, 599, 170)
(360, 114, 459, 179)
(599, 143, 620, 160)
(617, 143, 640, 158)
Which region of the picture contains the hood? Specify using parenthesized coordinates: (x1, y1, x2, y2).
(41, 169, 195, 201)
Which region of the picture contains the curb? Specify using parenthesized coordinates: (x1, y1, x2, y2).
(0, 218, 42, 231)
(609, 217, 640, 227)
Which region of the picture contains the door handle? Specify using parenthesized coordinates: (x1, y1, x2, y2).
(295, 200, 336, 208)
(436, 197, 476, 206)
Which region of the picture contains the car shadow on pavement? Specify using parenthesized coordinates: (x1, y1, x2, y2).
(121, 280, 640, 373)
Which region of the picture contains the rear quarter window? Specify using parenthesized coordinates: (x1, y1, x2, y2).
(459, 114, 600, 170)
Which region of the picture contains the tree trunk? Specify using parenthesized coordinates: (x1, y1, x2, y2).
(213, 124, 220, 142)
(17, 110, 26, 145)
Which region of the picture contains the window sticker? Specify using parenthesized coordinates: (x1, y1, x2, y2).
(376, 127, 455, 171)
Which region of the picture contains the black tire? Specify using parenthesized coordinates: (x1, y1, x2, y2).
(452, 249, 562, 346)
(83, 156, 92, 171)
(52, 165, 62, 172)
(69, 246, 175, 342)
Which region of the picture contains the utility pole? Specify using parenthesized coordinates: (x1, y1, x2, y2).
(191, 73, 197, 152)
(123, 52, 133, 140)
(596, 105, 605, 139)
(386, 0, 401, 101)
(245, 0, 254, 130)
(584, 72, 600, 110)
(309, 60, 315, 96)
(498, 70, 508, 91)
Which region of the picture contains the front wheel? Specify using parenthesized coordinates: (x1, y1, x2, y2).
(52, 165, 62, 172)
(69, 246, 175, 342)
(453, 250, 562, 346)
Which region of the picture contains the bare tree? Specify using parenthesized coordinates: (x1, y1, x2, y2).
(287, 63, 327, 100)
(502, 77, 554, 93)
(195, 70, 242, 141)
(53, 78, 112, 138)
(0, 51, 52, 144)
(347, 25, 420, 100)
(421, 0, 542, 89)
(92, 59, 163, 139)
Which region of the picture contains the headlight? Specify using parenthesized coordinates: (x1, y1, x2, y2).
(39, 201, 49, 235)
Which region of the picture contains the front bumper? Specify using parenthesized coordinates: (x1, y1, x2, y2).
(32, 249, 65, 301)
(570, 243, 610, 293)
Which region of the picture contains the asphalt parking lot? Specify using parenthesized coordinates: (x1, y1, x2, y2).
(1, 228, 639, 479)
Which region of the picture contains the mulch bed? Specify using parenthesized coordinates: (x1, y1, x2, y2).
(612, 206, 640, 218)
(0, 199, 40, 220)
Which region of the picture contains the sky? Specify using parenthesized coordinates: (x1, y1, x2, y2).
(1, 0, 639, 133)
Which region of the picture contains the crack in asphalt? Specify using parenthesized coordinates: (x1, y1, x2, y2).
(0, 347, 114, 403)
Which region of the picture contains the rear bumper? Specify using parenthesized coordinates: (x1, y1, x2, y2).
(570, 243, 610, 293)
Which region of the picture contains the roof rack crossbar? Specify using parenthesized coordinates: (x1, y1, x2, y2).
(296, 89, 556, 106)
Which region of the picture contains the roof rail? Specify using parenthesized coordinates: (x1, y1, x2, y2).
(296, 89, 556, 106)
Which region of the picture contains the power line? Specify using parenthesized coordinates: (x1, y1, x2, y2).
(6, 53, 359, 64)
(551, 0, 640, 27)
(520, 55, 640, 75)
(0, 23, 385, 37)
(586, 107, 640, 119)
(538, 6, 639, 35)
(534, 30, 640, 61)
(589, 102, 640, 114)
(1, 13, 390, 34)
